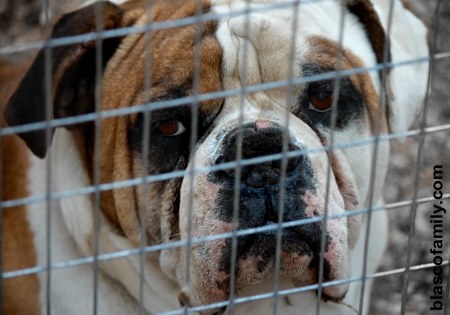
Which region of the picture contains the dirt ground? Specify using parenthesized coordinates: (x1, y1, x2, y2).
(0, 1, 449, 314)
(370, 1, 450, 314)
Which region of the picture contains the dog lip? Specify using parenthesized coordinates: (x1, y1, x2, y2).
(259, 222, 306, 242)
(248, 222, 309, 238)
(235, 227, 314, 262)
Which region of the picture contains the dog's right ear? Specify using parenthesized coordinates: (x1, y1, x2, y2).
(5, 1, 125, 158)
(370, 0, 429, 134)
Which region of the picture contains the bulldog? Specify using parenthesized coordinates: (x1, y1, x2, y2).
(2, 0, 428, 314)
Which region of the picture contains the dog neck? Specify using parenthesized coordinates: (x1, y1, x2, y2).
(26, 129, 180, 314)
(25, 128, 387, 315)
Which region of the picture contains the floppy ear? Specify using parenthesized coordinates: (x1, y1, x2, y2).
(5, 1, 124, 158)
(373, 0, 429, 133)
(348, 0, 429, 134)
(347, 0, 390, 67)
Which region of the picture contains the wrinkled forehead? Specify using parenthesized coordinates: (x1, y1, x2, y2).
(212, 0, 380, 92)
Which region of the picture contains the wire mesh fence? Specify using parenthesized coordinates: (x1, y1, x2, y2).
(0, 0, 449, 314)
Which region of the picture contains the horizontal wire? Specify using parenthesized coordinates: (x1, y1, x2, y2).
(0, 0, 327, 56)
(0, 57, 430, 137)
(3, 192, 449, 280)
(2, 7, 449, 63)
(0, 1, 445, 313)
(435, 51, 450, 60)
(149, 260, 450, 315)
(1, 121, 448, 210)
(2, 1, 447, 312)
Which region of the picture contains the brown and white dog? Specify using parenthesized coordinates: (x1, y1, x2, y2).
(2, 0, 428, 314)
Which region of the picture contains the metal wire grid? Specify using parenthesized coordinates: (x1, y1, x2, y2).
(0, 0, 449, 314)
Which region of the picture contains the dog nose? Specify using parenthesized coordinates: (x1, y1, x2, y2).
(211, 121, 316, 233)
(218, 124, 300, 188)
(245, 161, 279, 188)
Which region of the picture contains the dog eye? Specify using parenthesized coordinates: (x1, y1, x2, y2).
(308, 91, 333, 112)
(157, 120, 186, 136)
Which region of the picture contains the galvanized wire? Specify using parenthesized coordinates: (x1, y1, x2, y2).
(0, 0, 448, 314)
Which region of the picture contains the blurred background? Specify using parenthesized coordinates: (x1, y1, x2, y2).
(0, 0, 449, 314)
(371, 1, 450, 314)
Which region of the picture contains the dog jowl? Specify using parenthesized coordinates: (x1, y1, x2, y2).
(3, 0, 429, 314)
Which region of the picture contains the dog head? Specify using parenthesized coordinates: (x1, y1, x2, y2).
(5, 0, 428, 312)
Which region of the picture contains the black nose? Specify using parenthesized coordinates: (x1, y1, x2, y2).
(245, 161, 280, 188)
(210, 123, 316, 232)
(218, 125, 300, 188)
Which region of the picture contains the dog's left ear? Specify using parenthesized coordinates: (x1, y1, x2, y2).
(5, 1, 127, 158)
(348, 0, 429, 134)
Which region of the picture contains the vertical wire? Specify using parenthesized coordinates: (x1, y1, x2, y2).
(92, 2, 105, 314)
(271, 1, 301, 314)
(315, 0, 347, 313)
(227, 1, 252, 313)
(445, 253, 450, 315)
(399, 0, 442, 313)
(138, 1, 154, 314)
(0, 67, 3, 315)
(357, 0, 396, 313)
(443, 0, 450, 287)
(0, 0, 7, 303)
(183, 0, 203, 313)
(43, 0, 52, 313)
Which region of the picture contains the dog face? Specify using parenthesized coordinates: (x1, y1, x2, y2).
(5, 0, 428, 313)
(175, 2, 387, 305)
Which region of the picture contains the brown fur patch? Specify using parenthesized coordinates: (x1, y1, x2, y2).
(1, 59, 40, 315)
(307, 36, 388, 134)
(347, 0, 390, 66)
(95, 0, 222, 245)
(4, 2, 126, 159)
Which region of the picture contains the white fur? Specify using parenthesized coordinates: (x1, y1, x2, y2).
(213, 0, 381, 95)
(25, 0, 424, 314)
(26, 128, 386, 315)
(26, 129, 179, 314)
(203, 0, 393, 313)
(372, 0, 429, 133)
(221, 207, 387, 314)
